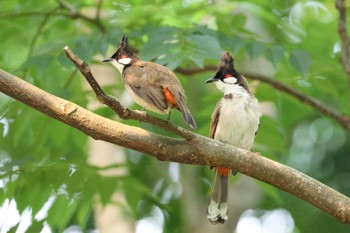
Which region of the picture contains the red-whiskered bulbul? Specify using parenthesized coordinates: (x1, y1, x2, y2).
(205, 52, 261, 224)
(103, 36, 198, 129)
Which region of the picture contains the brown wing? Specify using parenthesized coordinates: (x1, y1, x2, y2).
(149, 63, 198, 129)
(124, 61, 197, 128)
(123, 61, 169, 110)
(210, 100, 222, 139)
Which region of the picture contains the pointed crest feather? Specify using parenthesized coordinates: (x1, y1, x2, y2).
(118, 35, 129, 49)
(219, 52, 234, 70)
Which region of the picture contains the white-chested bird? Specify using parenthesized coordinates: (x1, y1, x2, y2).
(103, 36, 197, 129)
(205, 52, 261, 224)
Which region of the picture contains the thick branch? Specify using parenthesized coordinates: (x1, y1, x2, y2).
(176, 66, 350, 132)
(0, 69, 350, 224)
(336, 0, 350, 85)
(63, 46, 194, 140)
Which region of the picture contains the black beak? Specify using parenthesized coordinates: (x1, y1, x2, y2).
(102, 58, 112, 62)
(205, 74, 220, 84)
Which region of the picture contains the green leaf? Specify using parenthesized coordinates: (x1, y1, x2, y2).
(218, 35, 246, 54)
(265, 45, 284, 67)
(185, 34, 223, 67)
(246, 41, 265, 60)
(258, 181, 283, 204)
(0, 121, 4, 138)
(48, 120, 70, 147)
(77, 202, 92, 229)
(156, 53, 182, 70)
(122, 176, 162, 217)
(20, 54, 53, 76)
(289, 50, 311, 77)
(139, 27, 177, 61)
(26, 184, 51, 216)
(0, 189, 5, 205)
(7, 224, 19, 233)
(26, 220, 45, 233)
(47, 195, 78, 232)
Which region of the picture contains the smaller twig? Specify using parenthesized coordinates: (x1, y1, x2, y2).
(95, 0, 104, 20)
(246, 73, 350, 132)
(27, 7, 60, 60)
(175, 66, 216, 75)
(56, 0, 77, 13)
(0, 8, 106, 33)
(336, 0, 350, 86)
(56, 0, 106, 33)
(63, 46, 195, 140)
(21, 7, 59, 79)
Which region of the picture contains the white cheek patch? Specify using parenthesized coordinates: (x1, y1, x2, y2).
(118, 57, 132, 65)
(223, 77, 237, 84)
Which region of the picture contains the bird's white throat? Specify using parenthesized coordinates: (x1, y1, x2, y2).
(110, 59, 125, 74)
(215, 81, 247, 96)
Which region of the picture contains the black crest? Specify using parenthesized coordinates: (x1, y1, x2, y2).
(218, 52, 250, 92)
(110, 35, 138, 61)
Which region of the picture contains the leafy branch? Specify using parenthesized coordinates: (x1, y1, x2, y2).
(1, 50, 350, 224)
(0, 0, 106, 33)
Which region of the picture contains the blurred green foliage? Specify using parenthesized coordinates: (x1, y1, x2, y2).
(0, 0, 350, 232)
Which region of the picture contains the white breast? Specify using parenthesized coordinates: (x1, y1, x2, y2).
(214, 88, 261, 150)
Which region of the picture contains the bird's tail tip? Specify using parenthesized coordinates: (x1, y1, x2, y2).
(182, 109, 198, 129)
(176, 101, 198, 129)
(207, 204, 228, 224)
(188, 117, 198, 130)
(207, 169, 229, 224)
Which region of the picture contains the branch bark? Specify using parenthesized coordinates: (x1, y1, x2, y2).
(1, 68, 350, 224)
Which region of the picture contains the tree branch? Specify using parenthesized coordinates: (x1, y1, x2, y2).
(246, 73, 350, 131)
(175, 66, 350, 132)
(95, 0, 104, 20)
(336, 0, 350, 86)
(56, 0, 106, 33)
(0, 69, 350, 224)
